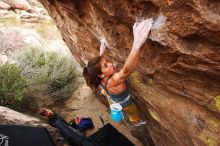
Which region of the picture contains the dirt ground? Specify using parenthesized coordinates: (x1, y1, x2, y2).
(52, 76, 143, 146)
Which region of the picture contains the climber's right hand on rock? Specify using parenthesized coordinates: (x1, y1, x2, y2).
(132, 18, 153, 51)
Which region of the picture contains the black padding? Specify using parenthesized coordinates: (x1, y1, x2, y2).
(90, 124, 135, 146)
(0, 125, 55, 146)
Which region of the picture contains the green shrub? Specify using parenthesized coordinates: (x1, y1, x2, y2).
(0, 46, 77, 112)
(0, 64, 28, 111)
(16, 47, 77, 99)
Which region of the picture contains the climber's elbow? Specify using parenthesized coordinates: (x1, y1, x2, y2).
(120, 67, 133, 79)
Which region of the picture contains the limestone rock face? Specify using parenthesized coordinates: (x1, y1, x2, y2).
(39, 0, 220, 146)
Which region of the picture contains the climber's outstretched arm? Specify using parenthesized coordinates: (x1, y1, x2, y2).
(110, 18, 153, 86)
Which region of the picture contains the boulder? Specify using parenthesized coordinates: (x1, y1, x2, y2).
(0, 106, 70, 146)
(0, 26, 43, 51)
(3, 0, 31, 11)
(0, 9, 15, 17)
(0, 26, 43, 63)
(0, 1, 11, 10)
(39, 0, 220, 146)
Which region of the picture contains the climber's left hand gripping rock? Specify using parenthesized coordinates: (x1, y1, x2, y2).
(99, 38, 106, 56)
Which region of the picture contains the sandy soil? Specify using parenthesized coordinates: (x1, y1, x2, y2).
(53, 76, 143, 146)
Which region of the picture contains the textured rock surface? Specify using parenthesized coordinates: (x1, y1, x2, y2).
(39, 0, 220, 146)
(0, 26, 43, 63)
(0, 1, 11, 10)
(0, 106, 70, 146)
(0, 0, 51, 22)
(3, 0, 31, 11)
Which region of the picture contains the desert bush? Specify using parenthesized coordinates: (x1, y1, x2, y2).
(0, 64, 29, 111)
(16, 46, 77, 99)
(0, 46, 77, 112)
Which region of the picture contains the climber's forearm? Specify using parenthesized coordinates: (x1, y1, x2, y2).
(110, 45, 141, 86)
(99, 45, 105, 56)
(122, 45, 141, 76)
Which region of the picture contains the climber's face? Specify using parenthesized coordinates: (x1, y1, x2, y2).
(100, 58, 116, 77)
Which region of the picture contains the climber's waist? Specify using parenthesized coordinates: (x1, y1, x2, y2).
(108, 94, 132, 107)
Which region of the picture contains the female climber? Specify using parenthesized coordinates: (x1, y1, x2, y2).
(83, 18, 153, 126)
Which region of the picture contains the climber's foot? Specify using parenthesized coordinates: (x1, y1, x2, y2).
(131, 120, 146, 127)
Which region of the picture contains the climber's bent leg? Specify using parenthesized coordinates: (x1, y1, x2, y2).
(122, 101, 139, 123)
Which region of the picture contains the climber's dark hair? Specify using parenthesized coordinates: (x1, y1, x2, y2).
(83, 56, 102, 90)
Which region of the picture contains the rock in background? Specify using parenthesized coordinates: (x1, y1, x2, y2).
(0, 27, 42, 63)
(0, 0, 50, 22)
(0, 1, 11, 10)
(39, 0, 220, 146)
(0, 0, 72, 64)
